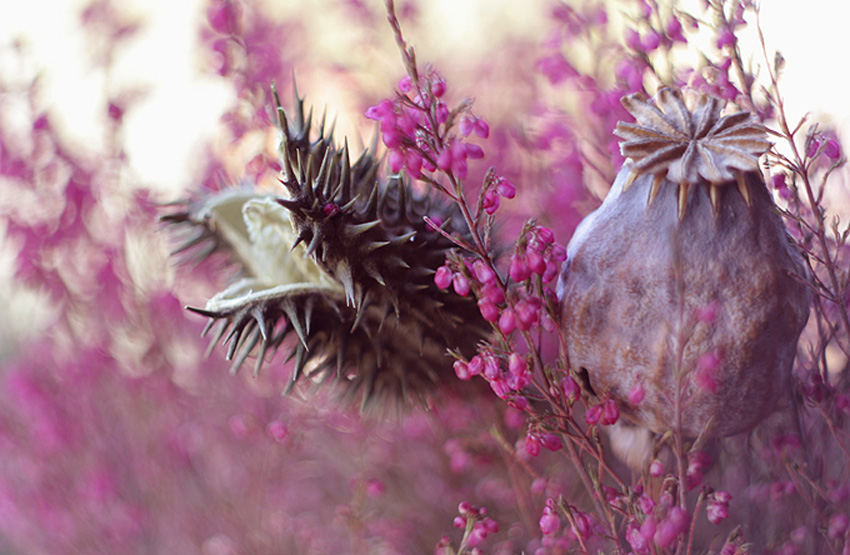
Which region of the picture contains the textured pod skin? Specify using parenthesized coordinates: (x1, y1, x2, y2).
(559, 164, 810, 438)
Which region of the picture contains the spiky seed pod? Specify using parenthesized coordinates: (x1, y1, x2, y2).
(558, 87, 810, 438)
(162, 87, 487, 407)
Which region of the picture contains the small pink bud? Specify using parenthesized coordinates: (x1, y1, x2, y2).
(434, 266, 452, 289)
(562, 376, 580, 402)
(474, 118, 490, 138)
(601, 399, 619, 425)
(437, 148, 453, 171)
(454, 360, 472, 380)
(650, 459, 664, 477)
(388, 149, 405, 173)
(453, 516, 466, 529)
(266, 420, 288, 443)
(527, 250, 546, 275)
(452, 273, 470, 296)
(431, 78, 446, 98)
(478, 298, 499, 322)
(628, 382, 645, 405)
(483, 190, 500, 215)
(473, 260, 496, 284)
(539, 511, 560, 534)
(482, 282, 504, 304)
(398, 75, 413, 93)
(525, 434, 541, 457)
(508, 353, 527, 376)
(498, 308, 517, 334)
(496, 178, 516, 199)
(825, 139, 842, 160)
(458, 501, 472, 515)
(509, 254, 532, 282)
(585, 404, 602, 425)
(540, 433, 562, 452)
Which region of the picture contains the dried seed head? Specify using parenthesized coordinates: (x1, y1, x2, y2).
(163, 86, 487, 408)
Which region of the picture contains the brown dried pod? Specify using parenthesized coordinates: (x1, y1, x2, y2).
(558, 87, 810, 438)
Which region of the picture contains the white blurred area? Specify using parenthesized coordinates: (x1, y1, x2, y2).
(0, 0, 848, 195)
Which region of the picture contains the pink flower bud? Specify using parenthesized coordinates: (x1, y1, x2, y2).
(452, 273, 470, 296)
(431, 78, 446, 98)
(498, 308, 517, 334)
(541, 433, 562, 452)
(539, 510, 560, 534)
(388, 149, 405, 173)
(585, 404, 602, 425)
(825, 139, 842, 160)
(601, 399, 619, 425)
(434, 266, 452, 289)
(649, 459, 664, 477)
(527, 250, 546, 275)
(473, 260, 496, 284)
(509, 254, 532, 282)
(496, 178, 516, 199)
(482, 282, 504, 304)
(562, 376, 580, 402)
(266, 420, 288, 443)
(478, 298, 499, 322)
(453, 516, 466, 528)
(628, 382, 645, 405)
(483, 190, 500, 215)
(398, 75, 413, 93)
(454, 360, 472, 380)
(525, 434, 541, 457)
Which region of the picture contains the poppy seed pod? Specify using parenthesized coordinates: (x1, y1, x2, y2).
(557, 87, 810, 438)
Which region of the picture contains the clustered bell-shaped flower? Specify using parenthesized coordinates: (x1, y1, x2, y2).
(558, 87, 811, 438)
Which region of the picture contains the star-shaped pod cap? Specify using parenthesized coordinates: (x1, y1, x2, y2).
(614, 87, 771, 217)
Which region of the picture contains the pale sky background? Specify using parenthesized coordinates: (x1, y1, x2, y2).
(1, 0, 848, 194)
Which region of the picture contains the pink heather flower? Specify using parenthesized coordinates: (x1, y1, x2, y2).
(536, 226, 555, 244)
(436, 148, 453, 171)
(458, 501, 473, 515)
(828, 513, 849, 540)
(824, 139, 842, 160)
(434, 265, 452, 289)
(716, 28, 737, 48)
(772, 173, 792, 199)
(509, 254, 531, 282)
(515, 298, 540, 330)
(539, 508, 560, 535)
(540, 433, 563, 452)
(208, 0, 241, 35)
(706, 497, 730, 525)
(481, 282, 504, 304)
(430, 78, 446, 98)
(266, 420, 289, 443)
(388, 149, 405, 173)
(398, 75, 412, 93)
(472, 260, 496, 284)
(498, 308, 517, 334)
(365, 478, 385, 498)
(562, 376, 580, 402)
(453, 516, 466, 529)
(525, 434, 541, 457)
(654, 507, 688, 548)
(536, 52, 578, 85)
(666, 16, 686, 42)
(626, 28, 643, 51)
(435, 102, 449, 125)
(483, 190, 500, 214)
(496, 177, 516, 199)
(478, 298, 499, 322)
(508, 353, 527, 376)
(584, 404, 602, 425)
(490, 376, 510, 399)
(600, 399, 619, 425)
(452, 273, 470, 296)
(482, 354, 500, 379)
(628, 381, 645, 405)
(365, 99, 394, 121)
(454, 360, 472, 380)
(695, 350, 721, 392)
(405, 150, 423, 177)
(649, 459, 664, 477)
(642, 30, 661, 52)
(626, 524, 650, 554)
(638, 494, 656, 515)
